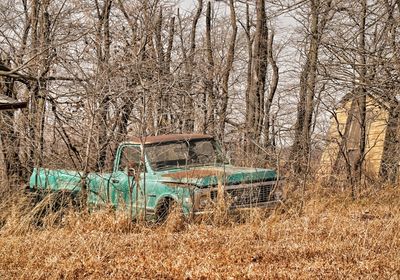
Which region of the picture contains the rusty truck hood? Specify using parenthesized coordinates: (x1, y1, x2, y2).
(159, 166, 277, 187)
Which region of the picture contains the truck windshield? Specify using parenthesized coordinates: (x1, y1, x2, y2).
(146, 139, 223, 171)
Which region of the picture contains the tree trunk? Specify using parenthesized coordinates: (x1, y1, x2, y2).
(218, 0, 237, 140)
(203, 1, 215, 135)
(352, 0, 367, 189)
(329, 97, 357, 185)
(264, 30, 279, 149)
(95, 0, 113, 171)
(380, 101, 400, 184)
(290, 0, 328, 175)
(182, 0, 203, 133)
(245, 0, 268, 154)
(379, 0, 400, 184)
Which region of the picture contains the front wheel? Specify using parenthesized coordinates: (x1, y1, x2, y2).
(155, 198, 178, 224)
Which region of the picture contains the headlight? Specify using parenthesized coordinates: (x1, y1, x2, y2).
(274, 181, 286, 201)
(274, 189, 283, 200)
(199, 195, 209, 208)
(184, 197, 192, 205)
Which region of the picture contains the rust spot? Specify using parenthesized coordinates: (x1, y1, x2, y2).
(162, 169, 223, 179)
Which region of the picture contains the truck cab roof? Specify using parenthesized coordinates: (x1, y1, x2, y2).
(128, 134, 213, 145)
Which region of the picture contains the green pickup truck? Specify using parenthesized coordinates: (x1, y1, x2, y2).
(30, 134, 284, 220)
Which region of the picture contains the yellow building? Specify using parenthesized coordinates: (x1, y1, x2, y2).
(319, 95, 392, 180)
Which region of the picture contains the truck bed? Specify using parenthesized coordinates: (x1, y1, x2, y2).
(30, 168, 112, 206)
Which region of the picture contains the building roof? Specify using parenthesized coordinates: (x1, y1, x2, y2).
(340, 90, 399, 111)
(0, 94, 27, 110)
(130, 134, 213, 145)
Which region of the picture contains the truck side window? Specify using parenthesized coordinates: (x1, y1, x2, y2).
(119, 146, 141, 173)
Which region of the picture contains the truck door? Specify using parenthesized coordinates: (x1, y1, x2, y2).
(110, 145, 141, 216)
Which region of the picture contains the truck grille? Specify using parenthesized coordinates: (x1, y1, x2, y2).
(210, 183, 274, 207)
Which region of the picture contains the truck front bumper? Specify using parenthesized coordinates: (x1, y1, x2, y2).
(192, 199, 284, 215)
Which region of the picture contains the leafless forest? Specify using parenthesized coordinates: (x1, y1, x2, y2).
(0, 0, 400, 278)
(1, 0, 399, 185)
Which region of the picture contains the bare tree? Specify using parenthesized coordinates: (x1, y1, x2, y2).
(218, 0, 237, 140)
(290, 0, 333, 176)
(245, 0, 269, 154)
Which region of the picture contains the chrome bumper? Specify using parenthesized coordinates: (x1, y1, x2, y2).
(193, 200, 284, 215)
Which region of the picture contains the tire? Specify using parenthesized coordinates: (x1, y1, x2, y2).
(155, 198, 177, 224)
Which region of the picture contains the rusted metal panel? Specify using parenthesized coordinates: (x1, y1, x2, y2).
(162, 169, 223, 179)
(130, 134, 213, 144)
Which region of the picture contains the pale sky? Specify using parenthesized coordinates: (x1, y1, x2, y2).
(179, 0, 200, 11)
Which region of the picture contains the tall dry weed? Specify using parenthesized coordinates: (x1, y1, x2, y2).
(0, 184, 399, 279)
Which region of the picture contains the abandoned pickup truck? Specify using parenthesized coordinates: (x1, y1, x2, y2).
(30, 134, 284, 220)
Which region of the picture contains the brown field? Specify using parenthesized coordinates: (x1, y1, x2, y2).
(0, 185, 399, 279)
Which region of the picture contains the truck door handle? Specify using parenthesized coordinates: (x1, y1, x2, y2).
(111, 179, 119, 184)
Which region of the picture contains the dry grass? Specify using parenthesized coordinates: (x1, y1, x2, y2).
(0, 185, 399, 279)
